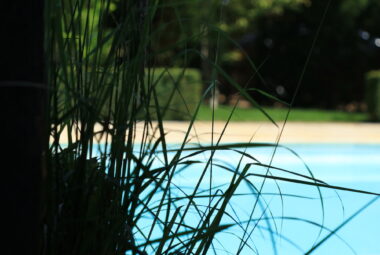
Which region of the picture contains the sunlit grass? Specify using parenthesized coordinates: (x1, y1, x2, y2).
(197, 105, 367, 122)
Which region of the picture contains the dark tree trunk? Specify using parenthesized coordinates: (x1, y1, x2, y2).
(0, 1, 45, 254)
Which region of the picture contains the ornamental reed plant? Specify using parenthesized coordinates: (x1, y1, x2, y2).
(42, 0, 379, 254)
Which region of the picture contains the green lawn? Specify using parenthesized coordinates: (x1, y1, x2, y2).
(196, 105, 368, 122)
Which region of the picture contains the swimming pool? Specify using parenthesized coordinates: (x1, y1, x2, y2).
(149, 143, 380, 255)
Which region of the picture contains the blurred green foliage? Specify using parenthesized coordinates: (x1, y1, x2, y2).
(149, 68, 203, 120)
(365, 70, 380, 121)
(247, 0, 380, 108)
(55, 0, 380, 111)
(55, 67, 203, 121)
(57, 0, 116, 63)
(149, 0, 380, 109)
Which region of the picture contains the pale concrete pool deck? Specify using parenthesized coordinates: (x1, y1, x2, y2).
(57, 121, 380, 144)
(147, 121, 380, 144)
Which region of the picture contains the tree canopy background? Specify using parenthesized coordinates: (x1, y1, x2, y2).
(149, 0, 380, 109)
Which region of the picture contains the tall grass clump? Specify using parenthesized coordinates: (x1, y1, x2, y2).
(42, 0, 379, 254)
(44, 0, 156, 253)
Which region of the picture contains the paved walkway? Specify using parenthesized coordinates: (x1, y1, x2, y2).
(145, 121, 380, 144)
(56, 121, 380, 144)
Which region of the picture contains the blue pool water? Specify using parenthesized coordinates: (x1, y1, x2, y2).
(152, 144, 380, 255)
